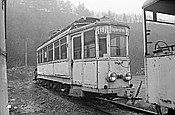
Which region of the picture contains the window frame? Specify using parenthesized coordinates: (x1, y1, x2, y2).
(98, 34, 107, 58)
(54, 40, 60, 60)
(83, 29, 96, 59)
(37, 49, 43, 64)
(72, 34, 82, 60)
(40, 49, 43, 63)
(37, 50, 40, 64)
(60, 37, 67, 59)
(48, 44, 53, 61)
(43, 46, 48, 62)
(109, 34, 127, 57)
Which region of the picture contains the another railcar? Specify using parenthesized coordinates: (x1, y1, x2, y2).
(36, 17, 134, 98)
(143, 0, 175, 114)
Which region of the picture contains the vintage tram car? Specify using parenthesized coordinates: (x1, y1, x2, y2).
(143, 0, 175, 114)
(36, 17, 134, 98)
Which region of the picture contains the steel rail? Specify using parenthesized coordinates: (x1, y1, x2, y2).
(82, 100, 116, 115)
(96, 97, 158, 115)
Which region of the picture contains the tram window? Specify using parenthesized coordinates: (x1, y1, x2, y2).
(37, 51, 40, 63)
(54, 40, 60, 60)
(48, 44, 53, 61)
(84, 30, 96, 58)
(99, 35, 107, 57)
(60, 37, 67, 59)
(42, 49, 44, 62)
(73, 36, 81, 59)
(40, 49, 43, 63)
(110, 35, 126, 57)
(37, 50, 42, 63)
(43, 47, 47, 62)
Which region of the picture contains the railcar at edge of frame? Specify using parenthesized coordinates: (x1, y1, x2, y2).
(143, 0, 175, 114)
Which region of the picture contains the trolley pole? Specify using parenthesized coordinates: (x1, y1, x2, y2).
(0, 0, 9, 115)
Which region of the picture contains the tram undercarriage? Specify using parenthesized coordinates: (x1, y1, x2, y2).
(35, 77, 134, 99)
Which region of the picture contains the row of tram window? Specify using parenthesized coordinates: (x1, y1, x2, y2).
(37, 29, 127, 64)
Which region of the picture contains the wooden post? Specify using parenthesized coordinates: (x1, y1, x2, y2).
(25, 38, 28, 67)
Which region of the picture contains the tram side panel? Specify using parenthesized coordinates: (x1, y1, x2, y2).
(37, 64, 44, 75)
(38, 64, 53, 75)
(147, 55, 175, 109)
(72, 61, 83, 85)
(46, 63, 54, 75)
(83, 61, 97, 88)
(97, 60, 108, 89)
(54, 61, 69, 77)
(37, 61, 70, 83)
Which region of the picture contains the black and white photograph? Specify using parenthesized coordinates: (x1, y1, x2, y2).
(1, 0, 175, 115)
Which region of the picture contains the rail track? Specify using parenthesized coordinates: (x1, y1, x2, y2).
(81, 97, 158, 115)
(34, 80, 158, 115)
(95, 97, 157, 115)
(82, 100, 117, 115)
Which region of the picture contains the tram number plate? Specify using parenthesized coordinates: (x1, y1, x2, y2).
(98, 26, 107, 34)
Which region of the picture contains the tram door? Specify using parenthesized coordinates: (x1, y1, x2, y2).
(83, 29, 97, 88)
(72, 34, 83, 86)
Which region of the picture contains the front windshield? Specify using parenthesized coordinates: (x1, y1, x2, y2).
(110, 35, 126, 57)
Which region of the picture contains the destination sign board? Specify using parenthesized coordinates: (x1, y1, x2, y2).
(97, 26, 127, 35)
(110, 26, 126, 34)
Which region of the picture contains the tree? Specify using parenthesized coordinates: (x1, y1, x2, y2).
(107, 10, 116, 21)
(7, 0, 94, 68)
(74, 3, 93, 18)
(123, 13, 128, 23)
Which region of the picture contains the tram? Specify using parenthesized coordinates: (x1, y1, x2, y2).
(143, 0, 175, 114)
(36, 17, 134, 98)
(0, 0, 9, 114)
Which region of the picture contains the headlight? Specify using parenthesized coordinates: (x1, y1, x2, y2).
(123, 72, 132, 81)
(106, 72, 117, 82)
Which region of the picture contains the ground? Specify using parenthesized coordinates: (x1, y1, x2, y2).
(8, 67, 104, 115)
(7, 67, 155, 115)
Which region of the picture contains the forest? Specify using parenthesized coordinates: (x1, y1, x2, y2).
(6, 0, 175, 74)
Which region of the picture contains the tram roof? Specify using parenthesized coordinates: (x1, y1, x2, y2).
(37, 17, 129, 49)
(142, 0, 175, 15)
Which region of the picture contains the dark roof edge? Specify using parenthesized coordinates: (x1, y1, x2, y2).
(142, 0, 159, 9)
